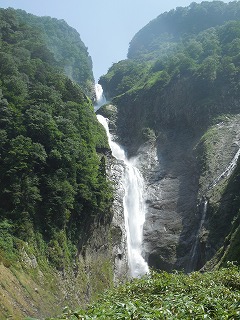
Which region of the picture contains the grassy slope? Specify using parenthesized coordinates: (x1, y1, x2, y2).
(46, 265, 240, 319)
(0, 263, 63, 319)
(0, 246, 113, 319)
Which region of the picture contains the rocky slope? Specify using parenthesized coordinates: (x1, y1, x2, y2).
(0, 224, 114, 319)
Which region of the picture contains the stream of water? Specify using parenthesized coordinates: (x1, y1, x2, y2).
(97, 114, 149, 277)
(209, 147, 240, 189)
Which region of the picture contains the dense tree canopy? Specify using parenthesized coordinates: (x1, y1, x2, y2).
(128, 1, 240, 60)
(0, 8, 111, 269)
(14, 9, 95, 97)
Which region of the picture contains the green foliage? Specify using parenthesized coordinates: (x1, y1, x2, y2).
(221, 212, 240, 266)
(14, 9, 94, 96)
(0, 7, 112, 271)
(100, 5, 240, 133)
(141, 127, 156, 142)
(143, 70, 170, 90)
(128, 1, 240, 60)
(47, 265, 240, 319)
(0, 220, 16, 267)
(100, 60, 150, 98)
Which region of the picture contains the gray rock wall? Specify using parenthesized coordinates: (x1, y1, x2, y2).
(107, 98, 240, 271)
(99, 102, 240, 273)
(135, 115, 240, 272)
(136, 132, 200, 271)
(108, 156, 129, 282)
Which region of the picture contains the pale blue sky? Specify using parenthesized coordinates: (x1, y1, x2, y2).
(0, 0, 229, 81)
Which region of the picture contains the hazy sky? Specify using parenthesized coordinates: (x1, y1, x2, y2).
(0, 0, 230, 81)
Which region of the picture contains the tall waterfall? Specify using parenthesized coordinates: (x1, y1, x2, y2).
(97, 114, 149, 278)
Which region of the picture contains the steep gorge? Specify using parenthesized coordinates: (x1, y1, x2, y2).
(1, 2, 240, 318)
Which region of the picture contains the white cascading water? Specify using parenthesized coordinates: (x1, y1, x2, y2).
(209, 147, 240, 189)
(97, 113, 149, 278)
(94, 83, 106, 111)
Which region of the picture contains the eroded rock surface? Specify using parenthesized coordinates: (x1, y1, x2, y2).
(108, 156, 129, 282)
(99, 103, 240, 272)
(139, 115, 240, 271)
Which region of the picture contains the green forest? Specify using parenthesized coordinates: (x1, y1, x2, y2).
(0, 8, 112, 273)
(14, 9, 95, 97)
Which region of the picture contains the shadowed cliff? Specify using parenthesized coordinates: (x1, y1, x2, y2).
(99, 1, 240, 272)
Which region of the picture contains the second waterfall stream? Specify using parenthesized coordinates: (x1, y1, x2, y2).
(97, 114, 149, 278)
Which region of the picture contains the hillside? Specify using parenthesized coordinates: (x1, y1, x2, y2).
(128, 1, 240, 60)
(15, 9, 95, 97)
(0, 8, 114, 319)
(99, 0, 240, 272)
(48, 264, 240, 319)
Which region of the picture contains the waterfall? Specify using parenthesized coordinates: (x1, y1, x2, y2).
(188, 147, 240, 271)
(94, 84, 106, 111)
(123, 162, 149, 277)
(97, 114, 149, 278)
(188, 198, 208, 271)
(209, 147, 240, 189)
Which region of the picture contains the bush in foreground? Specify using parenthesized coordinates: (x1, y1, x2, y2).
(45, 264, 240, 319)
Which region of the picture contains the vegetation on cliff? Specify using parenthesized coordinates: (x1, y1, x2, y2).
(128, 1, 240, 60)
(1, 2, 240, 318)
(15, 9, 95, 96)
(0, 7, 112, 279)
(100, 1, 240, 123)
(100, 17, 240, 157)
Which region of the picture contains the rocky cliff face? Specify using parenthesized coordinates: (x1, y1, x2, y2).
(0, 222, 114, 319)
(141, 115, 240, 272)
(98, 0, 240, 272)
(138, 136, 200, 272)
(100, 99, 240, 272)
(107, 156, 129, 282)
(98, 105, 129, 281)
(195, 115, 240, 270)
